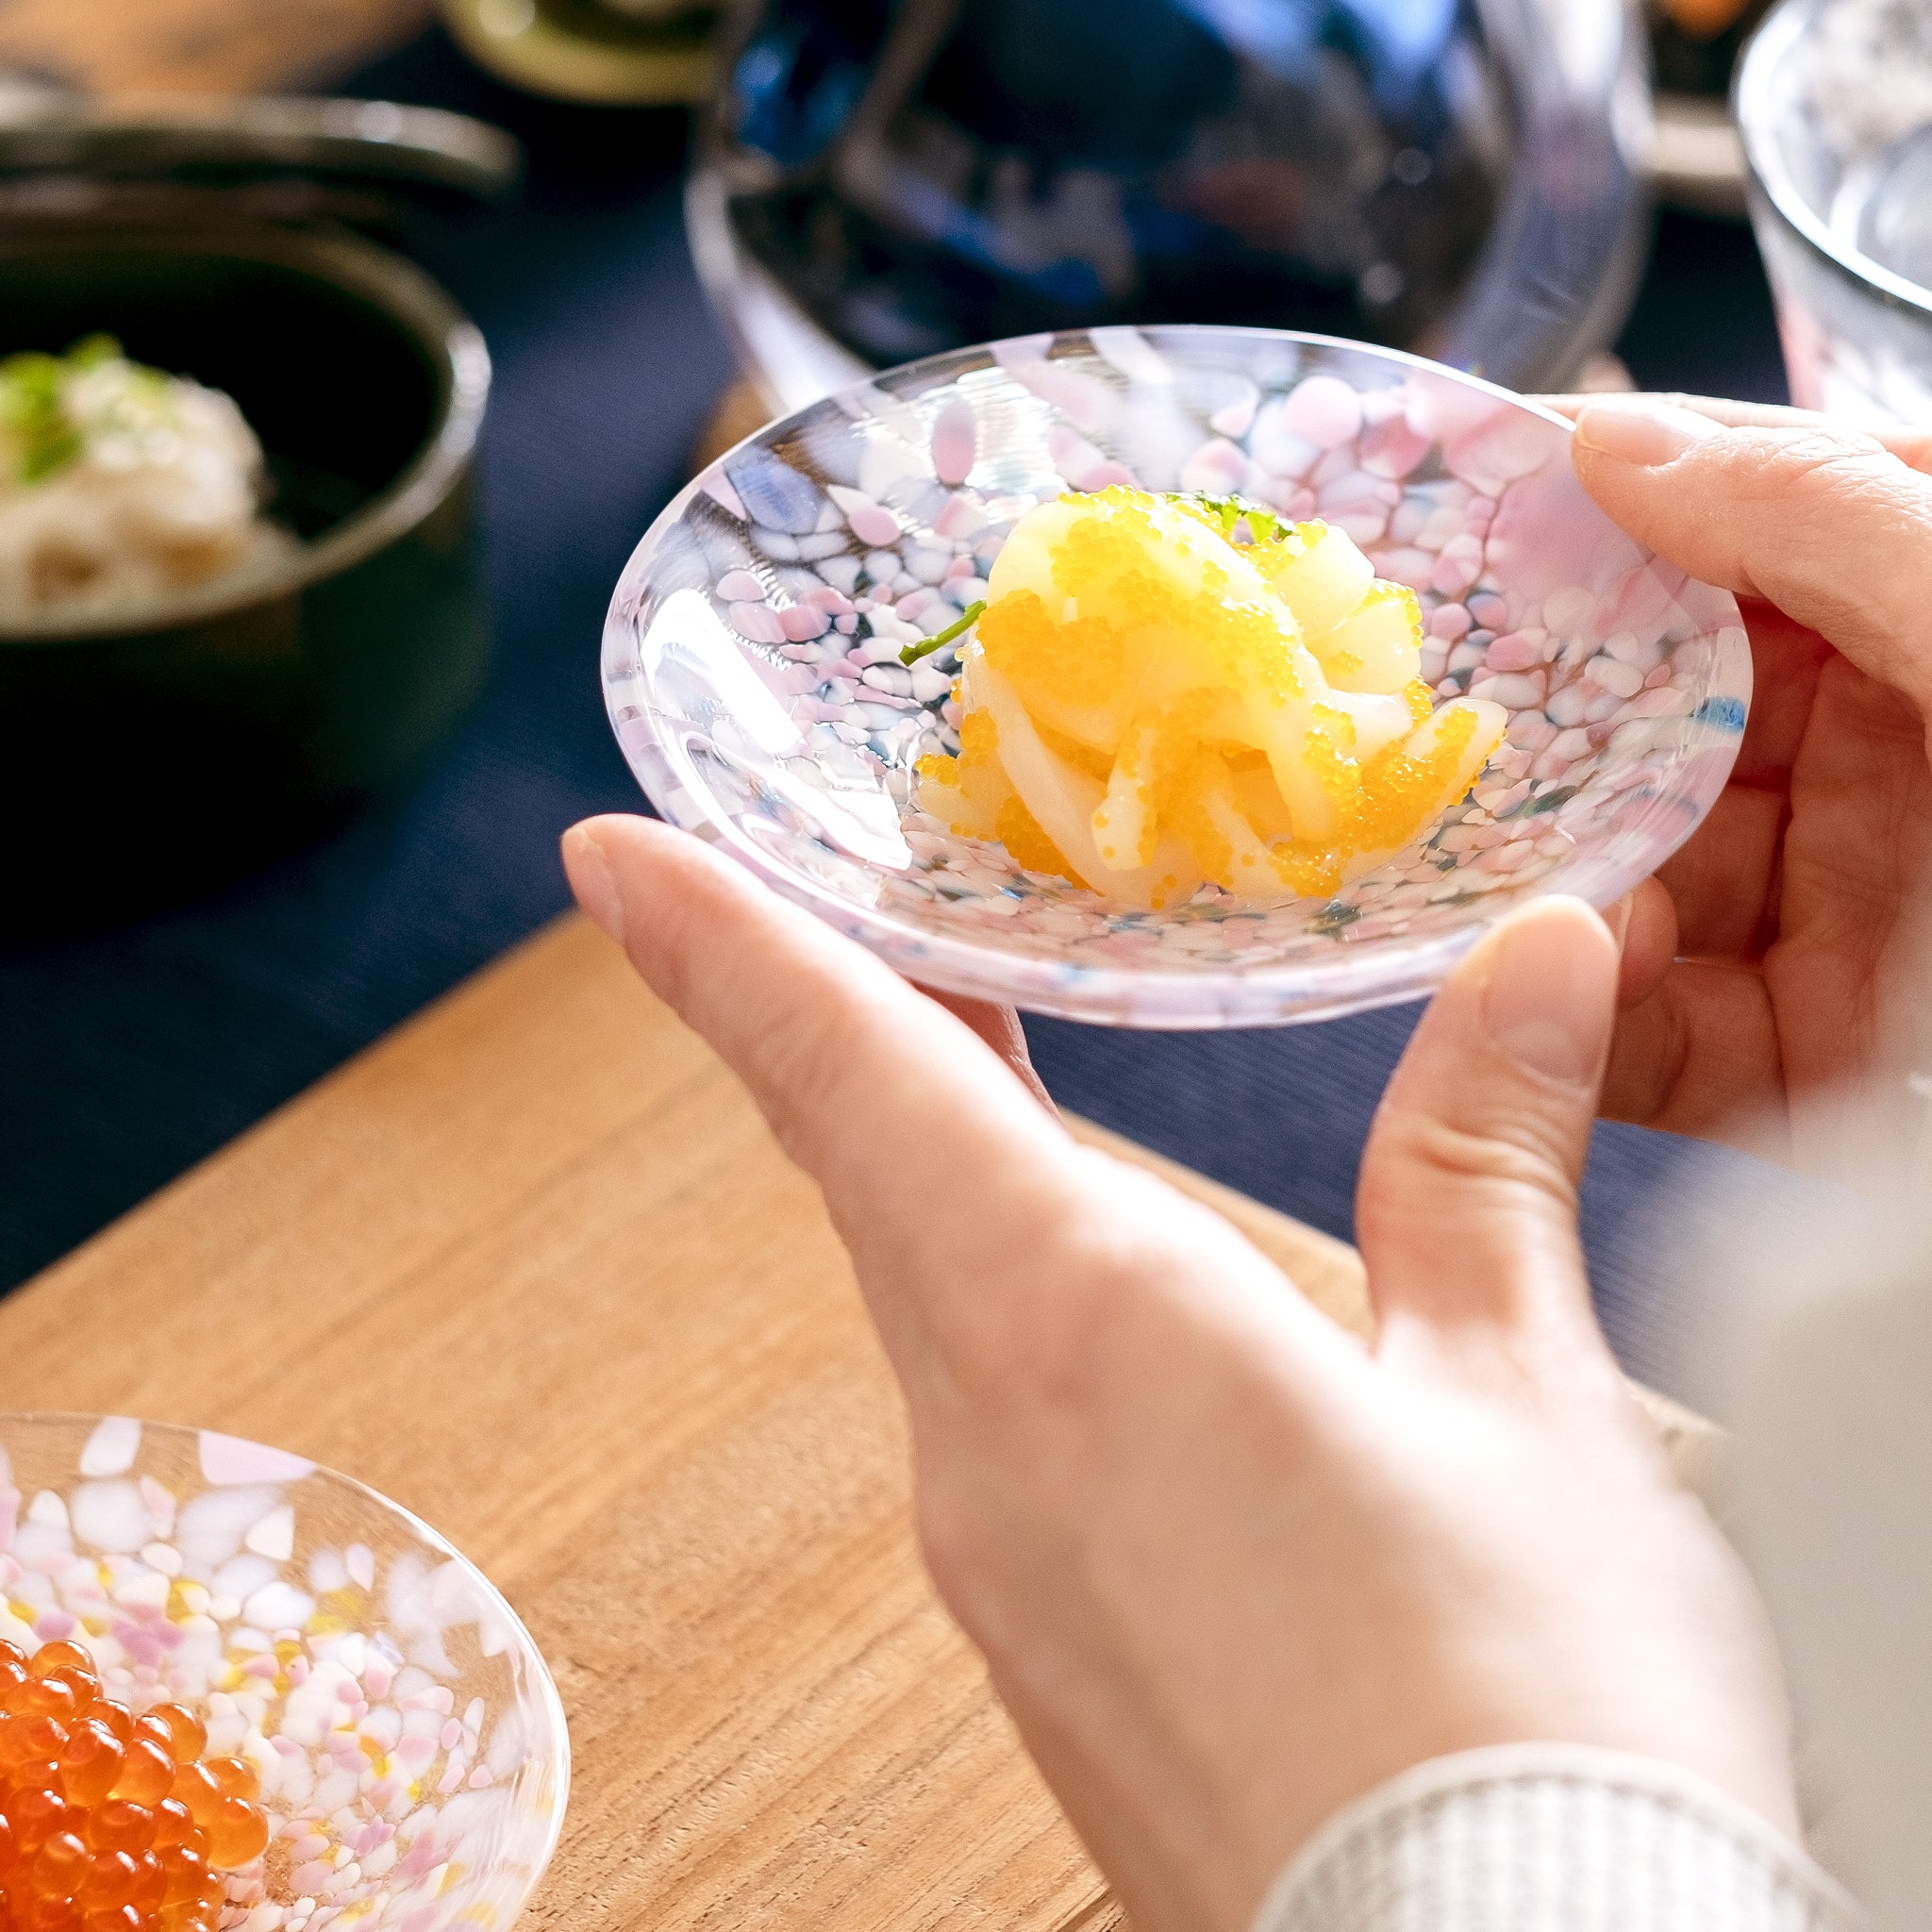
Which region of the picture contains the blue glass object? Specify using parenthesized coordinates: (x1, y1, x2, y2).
(701, 0, 1648, 391)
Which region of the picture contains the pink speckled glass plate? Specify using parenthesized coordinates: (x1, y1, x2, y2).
(603, 326, 1750, 1027)
(0, 1414, 568, 1932)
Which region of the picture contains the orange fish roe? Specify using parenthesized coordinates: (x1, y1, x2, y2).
(915, 487, 1505, 907)
(1264, 702, 1486, 898)
(0, 1639, 270, 1932)
(993, 795, 1071, 878)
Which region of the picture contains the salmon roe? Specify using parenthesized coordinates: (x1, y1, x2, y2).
(0, 1640, 269, 1932)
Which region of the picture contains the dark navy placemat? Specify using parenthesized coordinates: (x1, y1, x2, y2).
(0, 31, 1791, 1391)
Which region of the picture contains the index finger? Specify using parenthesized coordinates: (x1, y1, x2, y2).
(1537, 391, 1932, 472)
(565, 814, 1352, 1396)
(1560, 401, 1932, 717)
(919, 989, 1059, 1117)
(561, 817, 1082, 1293)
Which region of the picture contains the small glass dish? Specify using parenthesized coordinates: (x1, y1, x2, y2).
(1737, 0, 1932, 425)
(0, 1413, 568, 1932)
(603, 325, 1749, 1028)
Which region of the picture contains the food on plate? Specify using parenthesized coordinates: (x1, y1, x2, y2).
(0, 1635, 271, 1932)
(914, 486, 1505, 908)
(0, 336, 294, 622)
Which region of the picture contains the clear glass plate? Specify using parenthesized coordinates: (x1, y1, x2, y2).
(603, 325, 1749, 1027)
(0, 1413, 568, 1932)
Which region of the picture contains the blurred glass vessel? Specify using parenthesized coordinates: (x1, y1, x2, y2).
(442, 0, 720, 104)
(1739, 0, 1932, 426)
(1645, 0, 1770, 213)
(689, 0, 1652, 412)
(1650, 0, 1771, 95)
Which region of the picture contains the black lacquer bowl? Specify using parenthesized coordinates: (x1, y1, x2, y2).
(0, 222, 491, 929)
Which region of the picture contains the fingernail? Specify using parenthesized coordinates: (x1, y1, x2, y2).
(1574, 397, 1721, 467)
(1481, 906, 1612, 1085)
(562, 824, 625, 947)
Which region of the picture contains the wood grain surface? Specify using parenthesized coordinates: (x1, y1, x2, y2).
(0, 914, 1148, 1930)
(0, 908, 1713, 1930)
(0, 0, 431, 96)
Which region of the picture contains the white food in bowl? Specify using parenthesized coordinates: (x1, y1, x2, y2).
(0, 340, 298, 621)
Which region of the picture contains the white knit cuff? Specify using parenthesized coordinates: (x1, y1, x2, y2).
(1253, 1745, 1862, 1932)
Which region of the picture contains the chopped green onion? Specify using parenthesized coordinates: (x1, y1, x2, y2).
(0, 334, 150, 488)
(1167, 489, 1289, 548)
(0, 353, 62, 425)
(17, 427, 82, 483)
(901, 598, 986, 666)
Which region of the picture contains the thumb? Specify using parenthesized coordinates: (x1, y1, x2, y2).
(1357, 897, 1618, 1371)
(1571, 396, 1932, 719)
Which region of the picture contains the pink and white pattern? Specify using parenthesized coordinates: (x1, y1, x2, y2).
(0, 1415, 567, 1932)
(603, 327, 1749, 1028)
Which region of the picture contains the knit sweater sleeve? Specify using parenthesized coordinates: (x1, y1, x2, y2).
(1253, 1746, 1861, 1932)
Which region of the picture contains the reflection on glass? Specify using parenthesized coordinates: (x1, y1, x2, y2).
(699, 0, 1645, 396)
(721, 0, 1508, 363)
(534, 0, 716, 49)
(1739, 0, 1932, 426)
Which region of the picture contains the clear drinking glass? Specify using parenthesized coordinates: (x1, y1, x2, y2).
(690, 0, 1652, 412)
(1738, 0, 1932, 425)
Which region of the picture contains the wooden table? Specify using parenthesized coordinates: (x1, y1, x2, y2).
(0, 913, 1395, 1931)
(0, 0, 429, 96)
(0, 915, 1710, 1930)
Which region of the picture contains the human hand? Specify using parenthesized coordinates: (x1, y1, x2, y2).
(1554, 395, 1932, 1176)
(562, 814, 1797, 1932)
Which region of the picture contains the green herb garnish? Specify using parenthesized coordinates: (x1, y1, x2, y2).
(889, 492, 1285, 669)
(1167, 490, 1294, 548)
(900, 598, 986, 666)
(15, 425, 82, 484)
(68, 333, 123, 369)
(0, 334, 128, 487)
